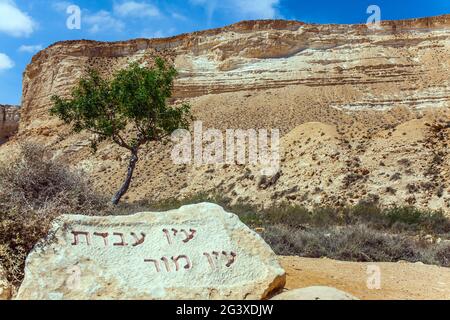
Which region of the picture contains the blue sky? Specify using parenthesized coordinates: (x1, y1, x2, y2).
(0, 0, 449, 105)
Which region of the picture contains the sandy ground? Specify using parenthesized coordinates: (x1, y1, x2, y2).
(279, 256, 450, 300)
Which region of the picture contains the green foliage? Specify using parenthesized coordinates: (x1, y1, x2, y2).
(50, 57, 192, 204)
(50, 57, 191, 152)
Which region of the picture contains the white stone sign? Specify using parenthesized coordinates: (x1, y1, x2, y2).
(17, 203, 285, 300)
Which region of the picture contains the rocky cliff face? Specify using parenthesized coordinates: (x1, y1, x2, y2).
(0, 105, 19, 145)
(20, 16, 450, 130)
(7, 15, 450, 212)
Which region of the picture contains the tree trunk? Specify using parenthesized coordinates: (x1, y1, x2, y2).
(111, 150, 138, 205)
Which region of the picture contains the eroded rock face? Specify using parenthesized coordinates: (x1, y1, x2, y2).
(0, 105, 19, 145)
(16, 203, 285, 300)
(271, 286, 359, 300)
(19, 15, 450, 132)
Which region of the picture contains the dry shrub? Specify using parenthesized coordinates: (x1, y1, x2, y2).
(262, 224, 450, 267)
(431, 243, 450, 267)
(0, 143, 105, 285)
(0, 143, 102, 210)
(154, 194, 450, 267)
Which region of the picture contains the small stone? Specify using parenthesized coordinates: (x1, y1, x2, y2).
(271, 286, 359, 300)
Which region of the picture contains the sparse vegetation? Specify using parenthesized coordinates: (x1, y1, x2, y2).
(263, 224, 450, 267)
(1, 145, 449, 286)
(142, 194, 450, 267)
(0, 144, 106, 285)
(390, 172, 402, 181)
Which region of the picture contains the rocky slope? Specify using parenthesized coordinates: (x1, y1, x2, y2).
(4, 15, 450, 212)
(0, 105, 19, 145)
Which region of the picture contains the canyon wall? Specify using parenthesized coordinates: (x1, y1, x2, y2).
(0, 105, 20, 145)
(19, 15, 450, 134)
(6, 15, 450, 212)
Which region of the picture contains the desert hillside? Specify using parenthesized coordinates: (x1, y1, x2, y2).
(3, 15, 450, 213)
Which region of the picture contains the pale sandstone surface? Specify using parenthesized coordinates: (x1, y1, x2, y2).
(2, 15, 450, 212)
(271, 286, 359, 300)
(280, 256, 450, 300)
(16, 203, 285, 300)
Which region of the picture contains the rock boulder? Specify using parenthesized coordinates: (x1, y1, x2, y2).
(16, 203, 285, 300)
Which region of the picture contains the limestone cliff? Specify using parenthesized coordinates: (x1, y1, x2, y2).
(7, 15, 450, 212)
(20, 15, 450, 131)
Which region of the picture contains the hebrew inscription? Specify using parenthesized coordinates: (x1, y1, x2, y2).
(69, 227, 236, 273)
(71, 229, 198, 247)
(163, 228, 197, 244)
(145, 255, 192, 273)
(71, 231, 90, 246)
(204, 251, 237, 269)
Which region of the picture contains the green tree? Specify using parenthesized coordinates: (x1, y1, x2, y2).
(50, 58, 191, 205)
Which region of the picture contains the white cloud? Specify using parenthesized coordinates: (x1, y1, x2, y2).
(84, 2, 162, 35)
(233, 0, 279, 19)
(18, 44, 43, 53)
(51, 1, 72, 12)
(113, 1, 160, 18)
(84, 10, 125, 34)
(191, 0, 280, 23)
(0, 53, 14, 71)
(0, 0, 35, 37)
(171, 12, 188, 21)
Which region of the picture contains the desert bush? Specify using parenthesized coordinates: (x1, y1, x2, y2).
(262, 224, 448, 266)
(148, 194, 450, 267)
(0, 143, 105, 284)
(383, 207, 450, 234)
(431, 242, 450, 267)
(142, 193, 450, 237)
(0, 143, 103, 211)
(255, 203, 450, 236)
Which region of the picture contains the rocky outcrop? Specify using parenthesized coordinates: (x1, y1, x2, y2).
(6, 15, 450, 213)
(16, 203, 285, 300)
(0, 105, 19, 145)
